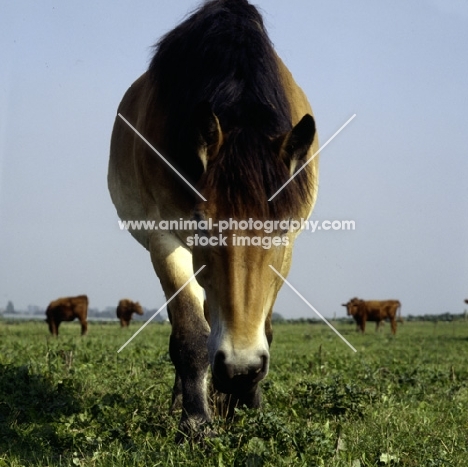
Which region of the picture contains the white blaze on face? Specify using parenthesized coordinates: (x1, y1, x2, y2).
(194, 230, 292, 389)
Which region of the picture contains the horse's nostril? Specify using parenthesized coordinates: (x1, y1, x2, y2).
(248, 355, 266, 376)
(214, 350, 233, 379)
(251, 353, 268, 382)
(214, 350, 226, 364)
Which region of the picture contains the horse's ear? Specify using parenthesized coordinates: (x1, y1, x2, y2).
(193, 102, 223, 171)
(278, 114, 316, 175)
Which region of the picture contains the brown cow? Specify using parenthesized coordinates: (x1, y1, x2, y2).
(45, 295, 88, 336)
(342, 297, 401, 335)
(116, 299, 144, 327)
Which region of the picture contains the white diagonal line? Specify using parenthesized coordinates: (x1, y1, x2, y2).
(118, 113, 207, 202)
(117, 265, 206, 353)
(269, 114, 356, 201)
(269, 265, 357, 352)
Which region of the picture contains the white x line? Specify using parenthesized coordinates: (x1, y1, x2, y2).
(269, 265, 357, 352)
(118, 113, 207, 201)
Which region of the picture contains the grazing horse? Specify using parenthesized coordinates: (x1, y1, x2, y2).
(108, 0, 318, 439)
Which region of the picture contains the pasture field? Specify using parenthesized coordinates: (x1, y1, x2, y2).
(0, 318, 467, 466)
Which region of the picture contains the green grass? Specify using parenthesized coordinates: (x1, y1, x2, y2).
(0, 319, 467, 466)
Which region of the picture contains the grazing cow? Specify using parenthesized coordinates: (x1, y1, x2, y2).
(116, 299, 144, 327)
(108, 0, 318, 440)
(342, 297, 401, 335)
(45, 295, 88, 336)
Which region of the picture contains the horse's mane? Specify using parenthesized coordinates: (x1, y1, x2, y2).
(149, 0, 312, 219)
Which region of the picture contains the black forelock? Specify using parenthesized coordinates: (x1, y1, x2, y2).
(146, 0, 312, 217)
(203, 128, 311, 221)
(148, 0, 292, 146)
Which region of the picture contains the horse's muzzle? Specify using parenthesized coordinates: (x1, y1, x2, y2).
(212, 350, 269, 394)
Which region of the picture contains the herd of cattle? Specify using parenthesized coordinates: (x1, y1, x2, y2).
(44, 294, 409, 336)
(45, 295, 144, 336)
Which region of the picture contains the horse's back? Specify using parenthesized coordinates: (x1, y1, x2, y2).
(108, 73, 154, 248)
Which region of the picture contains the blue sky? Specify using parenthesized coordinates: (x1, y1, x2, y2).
(1, 0, 467, 318)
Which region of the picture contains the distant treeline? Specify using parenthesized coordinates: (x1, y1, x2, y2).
(0, 307, 167, 322)
(86, 309, 167, 322)
(1, 310, 465, 324)
(400, 312, 468, 322)
(272, 311, 468, 324)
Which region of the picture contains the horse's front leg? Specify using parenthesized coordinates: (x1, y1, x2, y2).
(149, 236, 211, 441)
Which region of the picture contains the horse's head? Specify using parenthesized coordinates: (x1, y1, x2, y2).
(190, 104, 316, 394)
